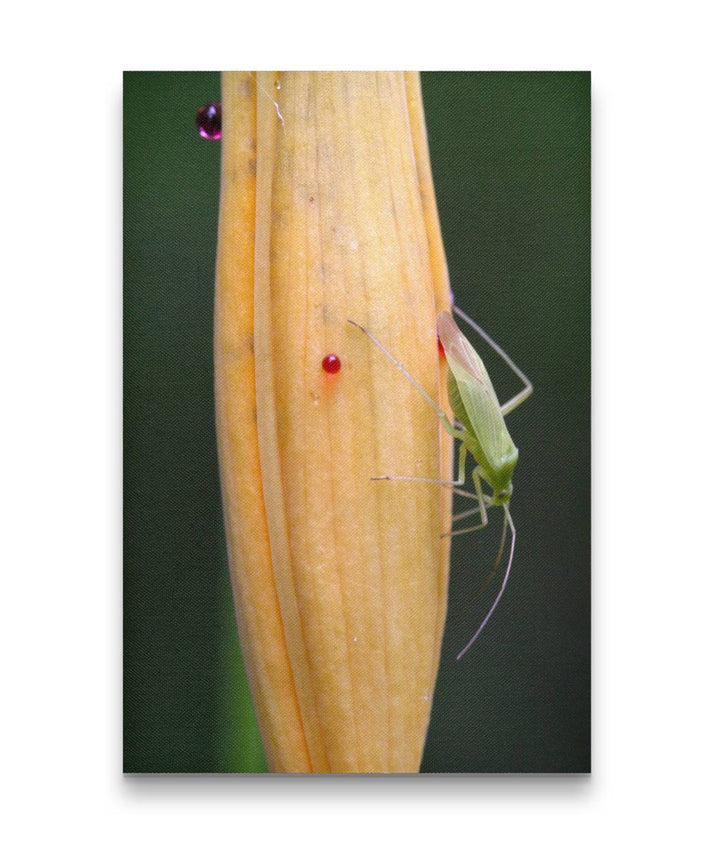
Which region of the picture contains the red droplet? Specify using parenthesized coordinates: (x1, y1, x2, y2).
(321, 354, 342, 375)
(196, 102, 222, 140)
(437, 335, 445, 358)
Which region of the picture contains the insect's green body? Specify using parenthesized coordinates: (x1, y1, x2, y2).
(439, 310, 518, 507)
(447, 372, 516, 504)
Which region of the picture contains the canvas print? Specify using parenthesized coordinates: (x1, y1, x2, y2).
(124, 71, 590, 773)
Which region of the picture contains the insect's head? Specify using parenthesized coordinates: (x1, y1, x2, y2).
(491, 483, 513, 507)
(488, 448, 518, 507)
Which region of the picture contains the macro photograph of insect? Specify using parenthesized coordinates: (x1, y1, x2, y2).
(124, 71, 590, 774)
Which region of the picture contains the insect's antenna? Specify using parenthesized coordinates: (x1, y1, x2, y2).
(347, 320, 448, 423)
(452, 304, 532, 396)
(456, 507, 516, 661)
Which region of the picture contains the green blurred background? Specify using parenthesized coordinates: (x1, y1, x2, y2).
(124, 72, 590, 773)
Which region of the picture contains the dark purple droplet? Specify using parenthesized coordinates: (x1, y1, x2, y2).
(196, 102, 222, 140)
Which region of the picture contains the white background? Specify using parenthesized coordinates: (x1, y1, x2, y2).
(2, 1, 718, 853)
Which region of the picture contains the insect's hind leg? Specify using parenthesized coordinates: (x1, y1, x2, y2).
(452, 304, 533, 416)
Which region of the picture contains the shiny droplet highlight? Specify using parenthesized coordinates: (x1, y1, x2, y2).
(196, 102, 222, 140)
(321, 354, 342, 375)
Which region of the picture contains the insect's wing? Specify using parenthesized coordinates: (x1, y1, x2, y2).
(437, 311, 517, 472)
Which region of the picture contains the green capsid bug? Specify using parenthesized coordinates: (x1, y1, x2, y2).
(348, 306, 532, 659)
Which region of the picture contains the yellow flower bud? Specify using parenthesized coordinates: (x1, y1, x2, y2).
(215, 71, 452, 773)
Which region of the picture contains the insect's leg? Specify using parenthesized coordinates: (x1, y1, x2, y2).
(456, 506, 516, 660)
(452, 506, 483, 523)
(441, 469, 490, 537)
(452, 304, 533, 416)
(371, 441, 469, 489)
(471, 466, 487, 525)
(443, 522, 487, 537)
(452, 486, 483, 501)
(499, 384, 533, 417)
(452, 492, 494, 521)
(348, 319, 464, 440)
